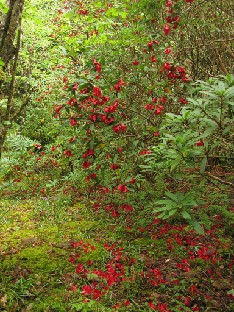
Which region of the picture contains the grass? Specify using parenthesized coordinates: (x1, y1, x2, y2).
(0, 181, 234, 311)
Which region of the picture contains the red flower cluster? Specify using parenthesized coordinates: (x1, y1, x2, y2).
(93, 59, 102, 73)
(117, 184, 128, 193)
(54, 105, 63, 117)
(114, 78, 125, 92)
(161, 62, 190, 82)
(82, 149, 95, 159)
(104, 101, 118, 113)
(64, 149, 74, 157)
(164, 23, 170, 36)
(196, 139, 204, 146)
(112, 123, 127, 133)
(70, 118, 77, 126)
(67, 97, 77, 106)
(79, 9, 89, 15)
(166, 15, 180, 30)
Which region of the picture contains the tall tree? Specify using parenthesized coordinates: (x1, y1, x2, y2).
(0, 0, 26, 157)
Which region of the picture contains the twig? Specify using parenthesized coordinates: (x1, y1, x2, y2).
(205, 173, 234, 187)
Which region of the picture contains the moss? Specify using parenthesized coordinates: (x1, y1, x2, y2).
(0, 68, 5, 80)
(1, 245, 71, 277)
(17, 246, 68, 272)
(30, 288, 70, 312)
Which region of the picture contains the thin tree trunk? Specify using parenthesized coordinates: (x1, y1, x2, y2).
(0, 0, 25, 158)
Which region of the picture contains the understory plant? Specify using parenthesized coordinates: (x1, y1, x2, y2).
(143, 74, 234, 232)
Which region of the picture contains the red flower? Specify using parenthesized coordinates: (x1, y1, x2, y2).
(179, 97, 188, 104)
(151, 55, 157, 63)
(144, 104, 155, 110)
(117, 184, 128, 193)
(67, 98, 77, 106)
(148, 41, 154, 50)
(82, 160, 92, 169)
(154, 131, 160, 137)
(76, 263, 86, 274)
(148, 301, 157, 310)
(69, 256, 75, 263)
(164, 24, 170, 36)
(90, 173, 97, 179)
(64, 150, 74, 157)
(79, 9, 89, 15)
(82, 149, 95, 158)
(165, 47, 172, 54)
(70, 118, 77, 126)
(140, 150, 151, 155)
(34, 143, 41, 149)
(68, 137, 76, 143)
(89, 114, 98, 122)
(121, 204, 133, 212)
(93, 59, 102, 72)
(184, 296, 191, 306)
(162, 62, 171, 71)
(81, 284, 93, 295)
(123, 300, 130, 306)
(188, 285, 199, 294)
(157, 303, 170, 312)
(93, 86, 102, 97)
(54, 105, 63, 115)
(132, 60, 139, 65)
(114, 78, 125, 92)
(73, 83, 78, 91)
(110, 164, 120, 170)
(155, 108, 162, 115)
(112, 123, 127, 133)
(104, 101, 118, 113)
(166, 0, 173, 7)
(196, 139, 204, 146)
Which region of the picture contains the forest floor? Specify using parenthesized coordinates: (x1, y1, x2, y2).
(0, 184, 234, 312)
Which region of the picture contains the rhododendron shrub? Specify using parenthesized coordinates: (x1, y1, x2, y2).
(28, 0, 229, 224)
(45, 1, 200, 199)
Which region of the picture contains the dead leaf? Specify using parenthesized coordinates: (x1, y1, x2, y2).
(0, 294, 7, 307)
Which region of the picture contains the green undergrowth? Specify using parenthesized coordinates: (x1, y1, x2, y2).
(0, 196, 234, 311)
(0, 200, 102, 311)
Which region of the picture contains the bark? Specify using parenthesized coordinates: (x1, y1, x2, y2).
(0, 0, 25, 158)
(0, 0, 24, 70)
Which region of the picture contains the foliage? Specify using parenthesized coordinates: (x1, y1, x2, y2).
(144, 74, 234, 172)
(0, 0, 234, 311)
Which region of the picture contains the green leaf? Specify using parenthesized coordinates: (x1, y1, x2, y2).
(181, 210, 191, 220)
(168, 208, 177, 216)
(170, 158, 181, 172)
(79, 82, 91, 90)
(0, 2, 8, 14)
(158, 211, 167, 219)
(189, 218, 204, 235)
(154, 199, 174, 205)
(153, 205, 173, 213)
(59, 46, 67, 55)
(200, 157, 207, 173)
(227, 289, 234, 296)
(165, 191, 179, 202)
(224, 86, 234, 99)
(79, 94, 89, 100)
(0, 58, 5, 66)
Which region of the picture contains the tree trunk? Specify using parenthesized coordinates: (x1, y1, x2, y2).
(0, 0, 24, 70)
(0, 0, 25, 158)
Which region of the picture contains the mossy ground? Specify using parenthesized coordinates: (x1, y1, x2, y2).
(0, 200, 97, 311)
(0, 194, 233, 312)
